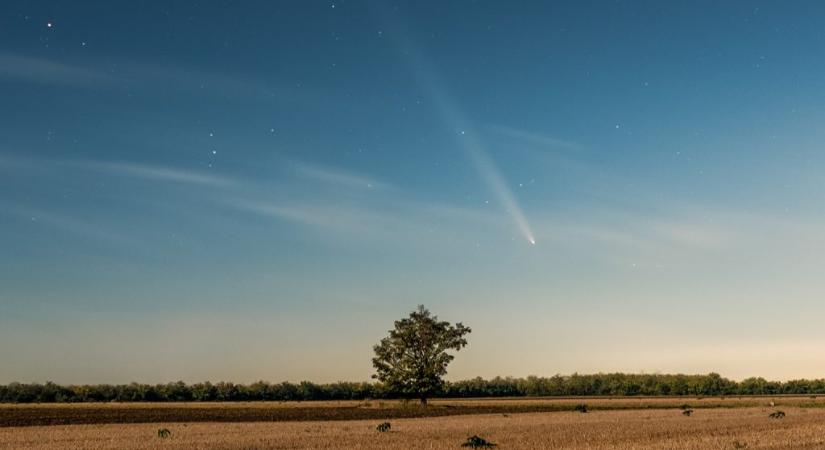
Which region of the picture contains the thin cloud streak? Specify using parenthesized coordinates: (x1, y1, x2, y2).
(117, 63, 336, 108)
(5, 152, 510, 249)
(0, 53, 337, 109)
(0, 54, 112, 86)
(0, 153, 40, 171)
(490, 125, 579, 150)
(292, 162, 388, 190)
(229, 199, 418, 237)
(0, 205, 138, 248)
(71, 161, 235, 187)
(230, 200, 348, 229)
(227, 196, 507, 247)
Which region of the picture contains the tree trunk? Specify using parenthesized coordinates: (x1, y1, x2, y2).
(420, 397, 428, 406)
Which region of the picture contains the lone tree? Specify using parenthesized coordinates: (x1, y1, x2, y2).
(372, 305, 471, 405)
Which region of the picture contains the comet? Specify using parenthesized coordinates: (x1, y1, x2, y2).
(455, 125, 538, 246)
(405, 50, 536, 245)
(373, 6, 537, 245)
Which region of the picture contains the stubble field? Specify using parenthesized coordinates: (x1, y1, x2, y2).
(2, 397, 825, 449)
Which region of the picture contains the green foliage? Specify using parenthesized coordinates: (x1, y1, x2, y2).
(5, 373, 825, 403)
(0, 380, 375, 403)
(768, 410, 785, 419)
(444, 373, 780, 398)
(157, 428, 171, 438)
(682, 409, 693, 416)
(372, 305, 471, 404)
(462, 435, 497, 448)
(376, 422, 391, 432)
(573, 403, 588, 413)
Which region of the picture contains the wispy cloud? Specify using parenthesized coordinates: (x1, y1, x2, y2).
(118, 64, 336, 108)
(0, 205, 137, 248)
(227, 196, 505, 247)
(0, 53, 337, 109)
(0, 153, 34, 170)
(0, 54, 112, 86)
(531, 208, 738, 255)
(6, 152, 509, 249)
(230, 199, 412, 235)
(292, 162, 388, 190)
(648, 220, 735, 250)
(70, 161, 234, 187)
(490, 125, 579, 150)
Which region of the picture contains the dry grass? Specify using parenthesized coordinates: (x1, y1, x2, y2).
(3, 406, 825, 449)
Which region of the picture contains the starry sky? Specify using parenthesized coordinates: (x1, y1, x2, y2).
(3, 1, 825, 384)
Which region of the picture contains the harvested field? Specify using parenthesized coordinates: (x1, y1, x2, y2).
(2, 406, 825, 449)
(2, 396, 823, 427)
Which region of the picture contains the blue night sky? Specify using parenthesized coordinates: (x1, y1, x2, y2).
(3, 1, 825, 384)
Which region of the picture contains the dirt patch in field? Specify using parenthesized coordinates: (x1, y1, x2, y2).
(0, 404, 568, 427)
(2, 407, 824, 449)
(1, 396, 820, 427)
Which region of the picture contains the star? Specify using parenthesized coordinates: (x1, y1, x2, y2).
(46, 22, 53, 28)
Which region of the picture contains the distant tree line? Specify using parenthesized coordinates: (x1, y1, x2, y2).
(2, 373, 825, 403)
(442, 373, 825, 397)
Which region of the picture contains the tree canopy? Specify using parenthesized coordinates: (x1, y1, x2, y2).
(4, 373, 825, 403)
(372, 305, 471, 404)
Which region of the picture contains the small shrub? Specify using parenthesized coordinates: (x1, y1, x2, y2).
(682, 409, 694, 416)
(376, 422, 391, 432)
(769, 411, 785, 419)
(157, 428, 171, 438)
(733, 440, 748, 449)
(462, 435, 497, 448)
(573, 403, 588, 413)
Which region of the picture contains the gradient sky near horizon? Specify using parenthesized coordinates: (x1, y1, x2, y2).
(3, 0, 825, 384)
